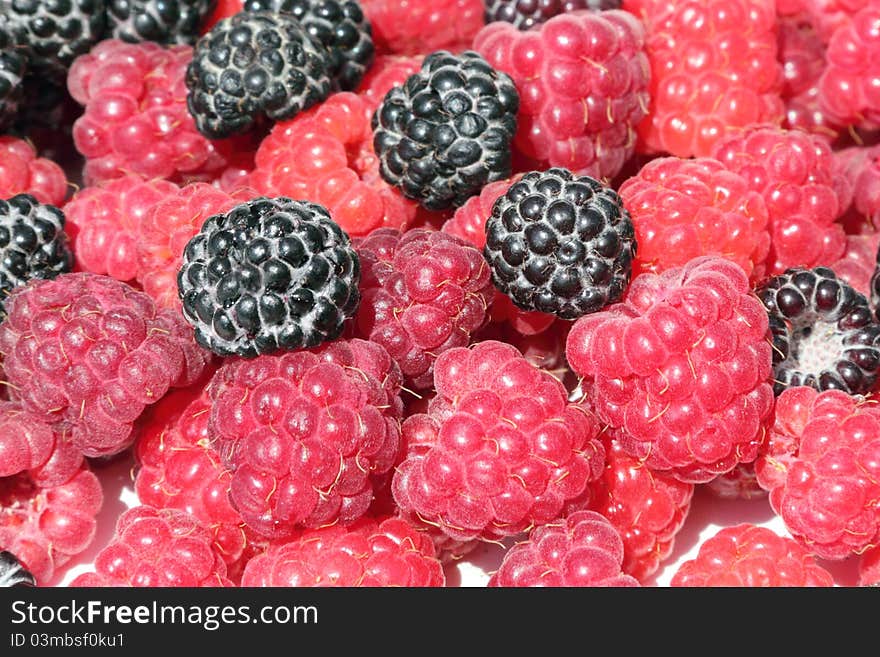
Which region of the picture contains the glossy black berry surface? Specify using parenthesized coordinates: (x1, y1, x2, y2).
(0, 551, 35, 587)
(483, 167, 636, 320)
(244, 0, 373, 90)
(185, 10, 333, 139)
(107, 0, 216, 45)
(1, 0, 107, 81)
(483, 0, 621, 31)
(757, 266, 880, 396)
(0, 193, 73, 319)
(178, 196, 360, 357)
(372, 50, 519, 211)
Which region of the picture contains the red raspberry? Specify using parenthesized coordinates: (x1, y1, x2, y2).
(207, 339, 403, 539)
(0, 402, 83, 489)
(0, 136, 68, 206)
(474, 11, 650, 180)
(0, 273, 211, 458)
(710, 124, 849, 275)
(361, 0, 484, 56)
(442, 177, 514, 251)
(63, 174, 179, 283)
(135, 386, 259, 578)
(589, 433, 694, 582)
(803, 0, 870, 43)
(566, 256, 775, 483)
(704, 462, 766, 500)
(836, 143, 880, 232)
(623, 0, 784, 158)
(488, 510, 640, 587)
(477, 320, 569, 372)
(250, 93, 417, 238)
(70, 506, 233, 587)
(755, 387, 880, 561)
(392, 340, 606, 543)
(0, 467, 102, 585)
(241, 516, 446, 586)
(859, 544, 880, 585)
(671, 523, 835, 586)
(68, 39, 252, 185)
(137, 182, 252, 310)
(818, 1, 880, 130)
(830, 232, 880, 297)
(356, 55, 424, 113)
(353, 228, 494, 389)
(618, 156, 771, 280)
(777, 15, 840, 140)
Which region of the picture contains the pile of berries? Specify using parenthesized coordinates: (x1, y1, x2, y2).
(3, 0, 880, 590)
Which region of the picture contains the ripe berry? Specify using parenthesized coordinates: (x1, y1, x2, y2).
(243, 0, 375, 91)
(589, 432, 694, 582)
(710, 124, 849, 275)
(0, 467, 103, 585)
(484, 0, 623, 31)
(353, 228, 494, 389)
(177, 196, 361, 357)
(136, 182, 251, 310)
(360, 0, 484, 56)
(671, 523, 835, 586)
(625, 0, 784, 158)
(107, 0, 217, 45)
(755, 386, 880, 561)
(69, 39, 250, 184)
(566, 256, 775, 483)
(135, 386, 258, 576)
(63, 174, 178, 283)
(70, 506, 233, 586)
(186, 11, 333, 139)
(0, 194, 73, 320)
(818, 0, 880, 130)
(0, 272, 211, 457)
(241, 516, 445, 586)
(0, 401, 83, 489)
(250, 92, 417, 237)
(206, 339, 403, 539)
(392, 340, 606, 543)
(474, 10, 650, 179)
(618, 156, 770, 280)
(488, 510, 640, 587)
(756, 266, 880, 395)
(484, 168, 637, 320)
(372, 50, 519, 211)
(3, 0, 107, 82)
(0, 136, 68, 206)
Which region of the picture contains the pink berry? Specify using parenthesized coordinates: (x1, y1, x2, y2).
(0, 467, 102, 585)
(0, 273, 211, 457)
(489, 510, 640, 587)
(392, 340, 606, 543)
(241, 516, 445, 587)
(207, 339, 403, 539)
(70, 506, 232, 587)
(671, 523, 835, 586)
(475, 10, 650, 179)
(353, 228, 494, 389)
(566, 255, 775, 483)
(755, 386, 880, 560)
